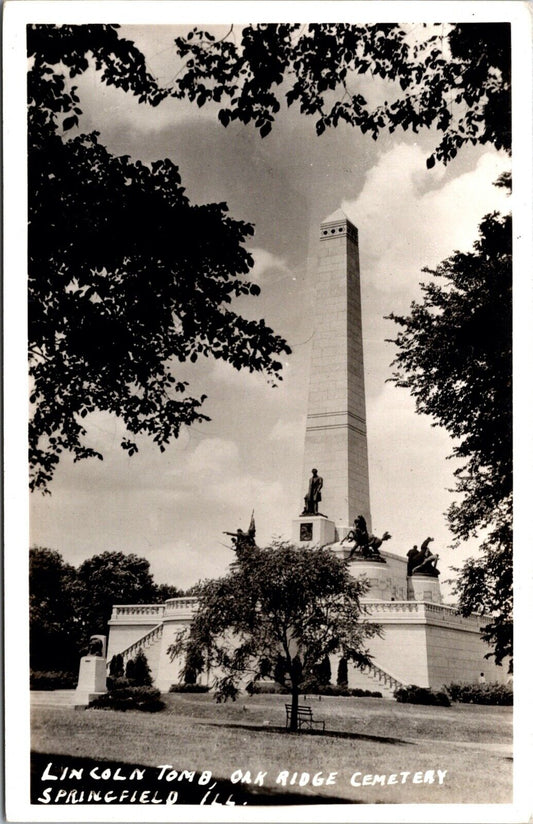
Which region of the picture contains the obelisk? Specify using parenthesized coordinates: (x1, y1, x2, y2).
(294, 210, 371, 544)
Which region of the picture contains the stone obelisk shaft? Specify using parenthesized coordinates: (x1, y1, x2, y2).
(301, 211, 371, 532)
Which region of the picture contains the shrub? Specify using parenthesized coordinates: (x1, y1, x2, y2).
(169, 683, 210, 693)
(108, 654, 124, 679)
(124, 651, 153, 686)
(336, 657, 348, 687)
(394, 684, 451, 707)
(89, 686, 164, 712)
(30, 670, 77, 690)
(106, 675, 132, 691)
(351, 688, 383, 698)
(317, 684, 351, 697)
(445, 682, 513, 705)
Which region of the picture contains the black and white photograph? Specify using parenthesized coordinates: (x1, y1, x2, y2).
(4, 1, 532, 820)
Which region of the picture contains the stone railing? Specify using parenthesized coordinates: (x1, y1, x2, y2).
(110, 604, 165, 621)
(108, 622, 164, 669)
(362, 660, 405, 692)
(164, 597, 198, 618)
(364, 600, 480, 629)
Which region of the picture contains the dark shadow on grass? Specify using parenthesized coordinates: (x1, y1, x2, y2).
(200, 721, 411, 746)
(32, 752, 380, 805)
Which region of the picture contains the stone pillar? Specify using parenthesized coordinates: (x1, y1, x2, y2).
(301, 210, 371, 535)
(73, 656, 107, 708)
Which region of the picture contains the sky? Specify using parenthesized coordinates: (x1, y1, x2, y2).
(29, 22, 512, 599)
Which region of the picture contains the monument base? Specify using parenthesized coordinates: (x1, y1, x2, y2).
(407, 573, 442, 604)
(292, 515, 336, 546)
(73, 655, 107, 708)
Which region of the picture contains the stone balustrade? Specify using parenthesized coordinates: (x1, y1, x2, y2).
(110, 604, 165, 621)
(364, 600, 481, 630)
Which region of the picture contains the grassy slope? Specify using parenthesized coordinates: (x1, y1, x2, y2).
(31, 694, 512, 805)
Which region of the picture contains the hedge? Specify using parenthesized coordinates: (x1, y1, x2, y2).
(394, 684, 451, 707)
(89, 686, 164, 712)
(445, 682, 513, 705)
(169, 684, 210, 693)
(30, 670, 78, 690)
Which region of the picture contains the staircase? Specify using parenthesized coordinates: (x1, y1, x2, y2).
(108, 623, 164, 679)
(350, 661, 405, 698)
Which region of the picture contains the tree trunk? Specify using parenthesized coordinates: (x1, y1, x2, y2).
(289, 688, 299, 732)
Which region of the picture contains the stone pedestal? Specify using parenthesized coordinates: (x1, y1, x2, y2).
(292, 515, 336, 546)
(407, 573, 442, 604)
(73, 656, 107, 707)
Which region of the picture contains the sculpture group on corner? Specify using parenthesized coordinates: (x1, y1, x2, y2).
(341, 514, 390, 563)
(224, 511, 257, 554)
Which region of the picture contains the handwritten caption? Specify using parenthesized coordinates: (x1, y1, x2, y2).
(37, 761, 448, 805)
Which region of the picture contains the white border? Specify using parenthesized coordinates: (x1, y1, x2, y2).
(4, 2, 532, 822)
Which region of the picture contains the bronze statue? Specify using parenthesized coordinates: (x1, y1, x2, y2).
(224, 512, 256, 553)
(342, 514, 391, 561)
(407, 537, 440, 577)
(87, 636, 103, 657)
(301, 468, 323, 515)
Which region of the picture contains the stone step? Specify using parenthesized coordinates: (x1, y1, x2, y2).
(348, 666, 398, 698)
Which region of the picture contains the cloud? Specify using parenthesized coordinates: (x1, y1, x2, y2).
(343, 144, 511, 298)
(268, 416, 305, 443)
(248, 248, 291, 283)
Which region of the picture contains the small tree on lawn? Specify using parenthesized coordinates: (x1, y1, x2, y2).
(170, 541, 380, 731)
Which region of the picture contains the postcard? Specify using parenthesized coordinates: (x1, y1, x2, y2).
(4, 2, 531, 822)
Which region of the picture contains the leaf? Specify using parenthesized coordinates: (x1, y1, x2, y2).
(63, 115, 79, 131)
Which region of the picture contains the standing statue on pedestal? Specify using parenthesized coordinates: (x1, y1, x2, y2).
(407, 537, 440, 577)
(301, 468, 324, 515)
(342, 514, 391, 561)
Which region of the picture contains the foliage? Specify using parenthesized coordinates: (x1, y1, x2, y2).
(445, 681, 513, 706)
(394, 685, 451, 707)
(169, 683, 210, 693)
(29, 547, 184, 672)
(75, 551, 156, 636)
(125, 651, 153, 686)
(89, 685, 164, 712)
(152, 584, 186, 602)
(387, 206, 512, 667)
(173, 23, 510, 167)
(314, 655, 332, 686)
(108, 653, 124, 678)
(30, 670, 78, 690)
(28, 24, 290, 491)
(169, 541, 380, 730)
(336, 656, 348, 686)
(106, 675, 132, 691)
(29, 547, 82, 671)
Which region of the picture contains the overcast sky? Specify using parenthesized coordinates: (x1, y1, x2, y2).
(29, 23, 512, 598)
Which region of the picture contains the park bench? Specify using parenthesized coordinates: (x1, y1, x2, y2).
(285, 704, 325, 732)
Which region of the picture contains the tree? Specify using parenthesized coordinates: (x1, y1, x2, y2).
(29, 546, 82, 671)
(75, 551, 157, 636)
(28, 24, 291, 491)
(173, 23, 510, 167)
(386, 205, 512, 667)
(29, 23, 511, 491)
(169, 541, 379, 730)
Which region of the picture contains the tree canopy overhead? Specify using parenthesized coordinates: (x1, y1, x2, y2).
(28, 22, 511, 491)
(169, 541, 379, 729)
(173, 22, 511, 166)
(28, 24, 291, 491)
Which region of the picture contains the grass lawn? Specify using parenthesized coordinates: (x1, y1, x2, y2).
(31, 693, 512, 806)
